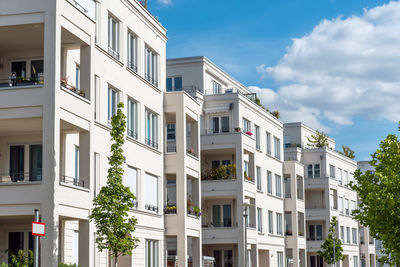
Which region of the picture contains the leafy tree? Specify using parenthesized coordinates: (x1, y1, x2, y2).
(307, 130, 329, 148)
(342, 145, 355, 159)
(318, 216, 344, 265)
(351, 123, 400, 266)
(89, 103, 139, 267)
(272, 110, 280, 119)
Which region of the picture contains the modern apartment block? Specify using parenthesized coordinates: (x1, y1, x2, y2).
(167, 56, 289, 267)
(0, 0, 170, 266)
(357, 161, 377, 267)
(284, 123, 360, 267)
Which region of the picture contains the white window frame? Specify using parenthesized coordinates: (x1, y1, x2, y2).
(127, 98, 138, 139)
(266, 131, 271, 155)
(145, 109, 159, 149)
(275, 174, 282, 197)
(107, 15, 119, 59)
(145, 45, 158, 87)
(274, 136, 281, 160)
(267, 171, 273, 194)
(212, 80, 222, 94)
(127, 31, 138, 72)
(255, 125, 260, 150)
(145, 239, 159, 267)
(107, 87, 118, 122)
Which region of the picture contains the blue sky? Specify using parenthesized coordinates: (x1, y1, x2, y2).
(149, 0, 400, 161)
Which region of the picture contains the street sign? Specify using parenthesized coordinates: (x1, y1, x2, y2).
(32, 222, 45, 236)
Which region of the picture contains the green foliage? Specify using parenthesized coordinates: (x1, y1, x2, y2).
(58, 263, 80, 267)
(208, 164, 236, 180)
(5, 249, 33, 267)
(307, 130, 329, 148)
(272, 110, 280, 119)
(318, 216, 344, 264)
(342, 145, 355, 159)
(89, 102, 139, 266)
(351, 123, 400, 266)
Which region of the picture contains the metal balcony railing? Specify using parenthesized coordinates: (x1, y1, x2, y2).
(0, 76, 43, 88)
(145, 204, 159, 213)
(0, 171, 42, 183)
(145, 138, 158, 149)
(127, 129, 138, 139)
(127, 60, 138, 73)
(145, 74, 158, 87)
(60, 175, 87, 189)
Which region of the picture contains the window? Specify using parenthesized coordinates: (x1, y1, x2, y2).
(144, 173, 158, 213)
(359, 227, 365, 244)
(310, 255, 323, 267)
(339, 197, 344, 214)
(127, 99, 138, 139)
(29, 144, 42, 182)
(212, 81, 222, 94)
(11, 61, 26, 78)
(266, 132, 271, 155)
(346, 227, 350, 244)
(307, 165, 313, 178)
(338, 168, 343, 185)
(284, 177, 291, 198)
(297, 175, 304, 200)
(256, 166, 262, 191)
(275, 174, 282, 197)
(298, 212, 305, 236)
(75, 64, 80, 89)
(345, 198, 349, 215)
(108, 15, 119, 59)
(329, 165, 335, 178)
(257, 208, 263, 232)
(352, 228, 357, 244)
(341, 226, 345, 242)
(212, 204, 232, 227)
(145, 240, 159, 267)
(314, 164, 320, 178)
(126, 166, 138, 208)
(267, 171, 272, 194)
(166, 76, 182, 92)
(255, 125, 260, 150)
(350, 200, 356, 214)
(344, 170, 348, 186)
(244, 161, 250, 181)
(74, 146, 79, 181)
(274, 137, 281, 160)
(268, 211, 273, 234)
(210, 116, 230, 133)
(276, 213, 283, 235)
(94, 75, 100, 121)
(107, 87, 118, 121)
(277, 252, 284, 267)
(127, 32, 137, 72)
(309, 224, 323, 240)
(354, 256, 359, 267)
(316, 225, 322, 240)
(242, 118, 251, 133)
(95, 1, 100, 44)
(145, 46, 158, 87)
(145, 109, 158, 149)
(285, 212, 292, 235)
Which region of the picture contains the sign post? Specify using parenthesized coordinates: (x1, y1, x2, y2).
(32, 209, 45, 267)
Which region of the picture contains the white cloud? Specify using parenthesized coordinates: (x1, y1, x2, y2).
(157, 0, 172, 5)
(255, 1, 400, 131)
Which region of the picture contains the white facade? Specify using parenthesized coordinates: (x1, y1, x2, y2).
(284, 122, 360, 267)
(0, 0, 169, 266)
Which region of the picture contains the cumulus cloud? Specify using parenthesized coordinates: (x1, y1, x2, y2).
(254, 1, 400, 131)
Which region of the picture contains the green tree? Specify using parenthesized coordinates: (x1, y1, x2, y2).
(307, 130, 329, 148)
(318, 216, 344, 265)
(89, 103, 139, 267)
(351, 124, 400, 266)
(342, 145, 355, 159)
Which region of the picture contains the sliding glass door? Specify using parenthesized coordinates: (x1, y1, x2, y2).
(29, 144, 42, 181)
(9, 145, 24, 181)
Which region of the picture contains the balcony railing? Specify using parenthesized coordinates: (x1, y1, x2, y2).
(107, 47, 120, 60)
(145, 138, 158, 149)
(60, 175, 87, 189)
(201, 127, 240, 135)
(61, 81, 86, 99)
(145, 74, 158, 87)
(145, 204, 159, 213)
(0, 77, 43, 89)
(127, 60, 138, 73)
(201, 164, 236, 181)
(166, 142, 176, 152)
(0, 171, 42, 183)
(66, 0, 95, 20)
(127, 129, 138, 139)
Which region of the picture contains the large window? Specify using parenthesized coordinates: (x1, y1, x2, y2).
(310, 255, 323, 267)
(266, 132, 271, 155)
(212, 204, 232, 227)
(144, 173, 158, 213)
(166, 76, 182, 92)
(211, 116, 230, 133)
(354, 256, 359, 267)
(337, 168, 343, 185)
(256, 166, 262, 191)
(108, 15, 119, 59)
(255, 125, 260, 150)
(145, 109, 159, 149)
(267, 171, 273, 194)
(10, 145, 42, 182)
(274, 137, 281, 160)
(212, 81, 222, 94)
(268, 211, 273, 234)
(307, 164, 320, 178)
(126, 166, 138, 208)
(275, 174, 282, 197)
(309, 224, 323, 240)
(127, 32, 137, 72)
(257, 208, 263, 232)
(146, 240, 159, 267)
(145, 46, 158, 87)
(339, 197, 344, 214)
(127, 98, 138, 139)
(277, 252, 284, 267)
(107, 87, 118, 121)
(350, 200, 356, 214)
(346, 227, 350, 244)
(352, 228, 358, 244)
(341, 226, 345, 242)
(345, 198, 349, 215)
(276, 213, 283, 235)
(242, 118, 251, 133)
(329, 165, 335, 178)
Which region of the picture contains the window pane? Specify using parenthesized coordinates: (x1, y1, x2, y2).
(213, 205, 221, 227)
(221, 117, 229, 132)
(145, 173, 158, 212)
(223, 205, 232, 227)
(166, 78, 172, 91)
(316, 225, 322, 240)
(29, 144, 42, 181)
(174, 77, 182, 90)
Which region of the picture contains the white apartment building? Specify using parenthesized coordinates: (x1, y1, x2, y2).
(284, 122, 360, 267)
(0, 0, 171, 266)
(357, 161, 377, 267)
(167, 56, 290, 267)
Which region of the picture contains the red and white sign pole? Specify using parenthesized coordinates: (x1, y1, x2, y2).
(32, 209, 44, 267)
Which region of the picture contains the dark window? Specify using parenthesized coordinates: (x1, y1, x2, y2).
(29, 144, 42, 181)
(8, 232, 24, 262)
(11, 61, 27, 78)
(10, 145, 24, 181)
(166, 78, 172, 92)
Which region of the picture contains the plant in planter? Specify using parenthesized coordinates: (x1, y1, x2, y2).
(165, 206, 177, 214)
(187, 148, 195, 156)
(210, 165, 228, 180)
(187, 194, 194, 208)
(234, 127, 241, 132)
(61, 76, 68, 86)
(188, 206, 202, 218)
(78, 90, 85, 97)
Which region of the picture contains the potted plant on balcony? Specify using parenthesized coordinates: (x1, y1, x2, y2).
(234, 127, 241, 132)
(187, 194, 194, 208)
(187, 148, 195, 156)
(61, 76, 68, 87)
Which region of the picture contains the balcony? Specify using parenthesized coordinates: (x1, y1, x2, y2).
(60, 174, 88, 189)
(66, 0, 95, 20)
(0, 171, 42, 184)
